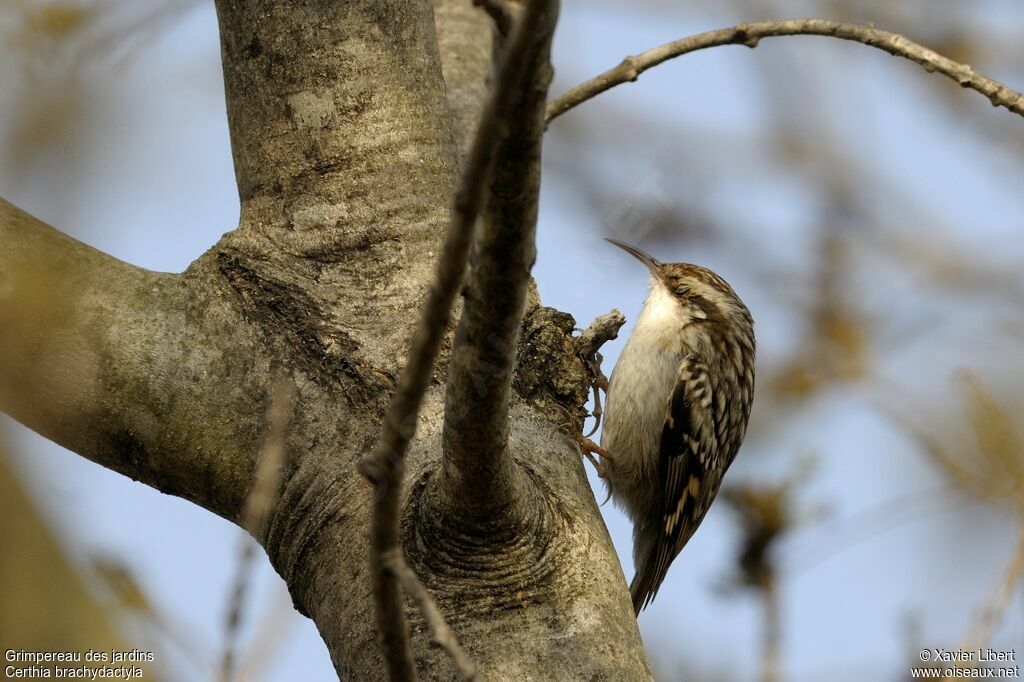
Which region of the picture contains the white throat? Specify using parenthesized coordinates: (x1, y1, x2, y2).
(634, 279, 691, 334)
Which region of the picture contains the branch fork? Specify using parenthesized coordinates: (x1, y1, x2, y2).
(359, 1, 560, 678)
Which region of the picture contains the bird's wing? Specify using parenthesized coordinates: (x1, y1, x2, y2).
(631, 353, 719, 613)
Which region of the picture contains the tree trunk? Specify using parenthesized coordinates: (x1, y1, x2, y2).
(0, 1, 652, 679)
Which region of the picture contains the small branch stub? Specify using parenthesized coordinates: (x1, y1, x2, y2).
(576, 310, 624, 437)
(575, 309, 625, 363)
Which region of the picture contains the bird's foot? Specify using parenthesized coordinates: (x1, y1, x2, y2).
(584, 368, 609, 437)
(572, 432, 614, 481)
(574, 433, 614, 460)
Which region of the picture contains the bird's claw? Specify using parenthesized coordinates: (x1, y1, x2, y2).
(574, 433, 614, 461)
(579, 446, 614, 506)
(584, 352, 609, 437)
(573, 432, 615, 496)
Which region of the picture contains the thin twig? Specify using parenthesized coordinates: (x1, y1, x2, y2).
(357, 1, 558, 679)
(236, 586, 298, 682)
(90, 555, 215, 677)
(546, 19, 1024, 123)
(941, 524, 1024, 681)
(220, 543, 256, 682)
(781, 485, 975, 576)
(969, 525, 1024, 647)
(220, 379, 294, 682)
(238, 381, 296, 538)
(384, 549, 478, 681)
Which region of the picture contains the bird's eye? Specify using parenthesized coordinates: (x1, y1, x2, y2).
(674, 285, 690, 296)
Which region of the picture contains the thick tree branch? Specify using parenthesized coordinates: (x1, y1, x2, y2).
(358, 3, 560, 678)
(210, 0, 463, 383)
(214, 0, 457, 220)
(0, 199, 161, 453)
(440, 0, 559, 524)
(434, 0, 495, 157)
(0, 199, 264, 519)
(546, 19, 1024, 123)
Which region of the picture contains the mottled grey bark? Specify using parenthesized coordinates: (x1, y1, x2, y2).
(0, 1, 652, 679)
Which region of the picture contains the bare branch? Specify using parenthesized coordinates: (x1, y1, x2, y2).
(546, 19, 1024, 123)
(384, 549, 478, 682)
(0, 200, 157, 438)
(441, 0, 560, 522)
(472, 0, 519, 37)
(358, 2, 560, 678)
(3, 1, 655, 677)
(0, 199, 305, 523)
(0, 200, 248, 515)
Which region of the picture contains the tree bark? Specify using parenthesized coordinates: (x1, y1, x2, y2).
(0, 1, 651, 679)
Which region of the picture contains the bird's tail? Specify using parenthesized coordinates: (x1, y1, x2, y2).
(629, 553, 658, 615)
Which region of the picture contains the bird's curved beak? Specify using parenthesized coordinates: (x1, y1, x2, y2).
(606, 239, 662, 276)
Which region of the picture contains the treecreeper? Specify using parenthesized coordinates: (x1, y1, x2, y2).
(598, 239, 756, 614)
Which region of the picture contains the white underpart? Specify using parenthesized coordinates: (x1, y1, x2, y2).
(601, 279, 693, 524)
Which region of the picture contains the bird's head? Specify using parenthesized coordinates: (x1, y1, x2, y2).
(606, 238, 751, 326)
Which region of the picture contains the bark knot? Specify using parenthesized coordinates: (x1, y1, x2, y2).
(404, 462, 587, 625)
(215, 249, 390, 406)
